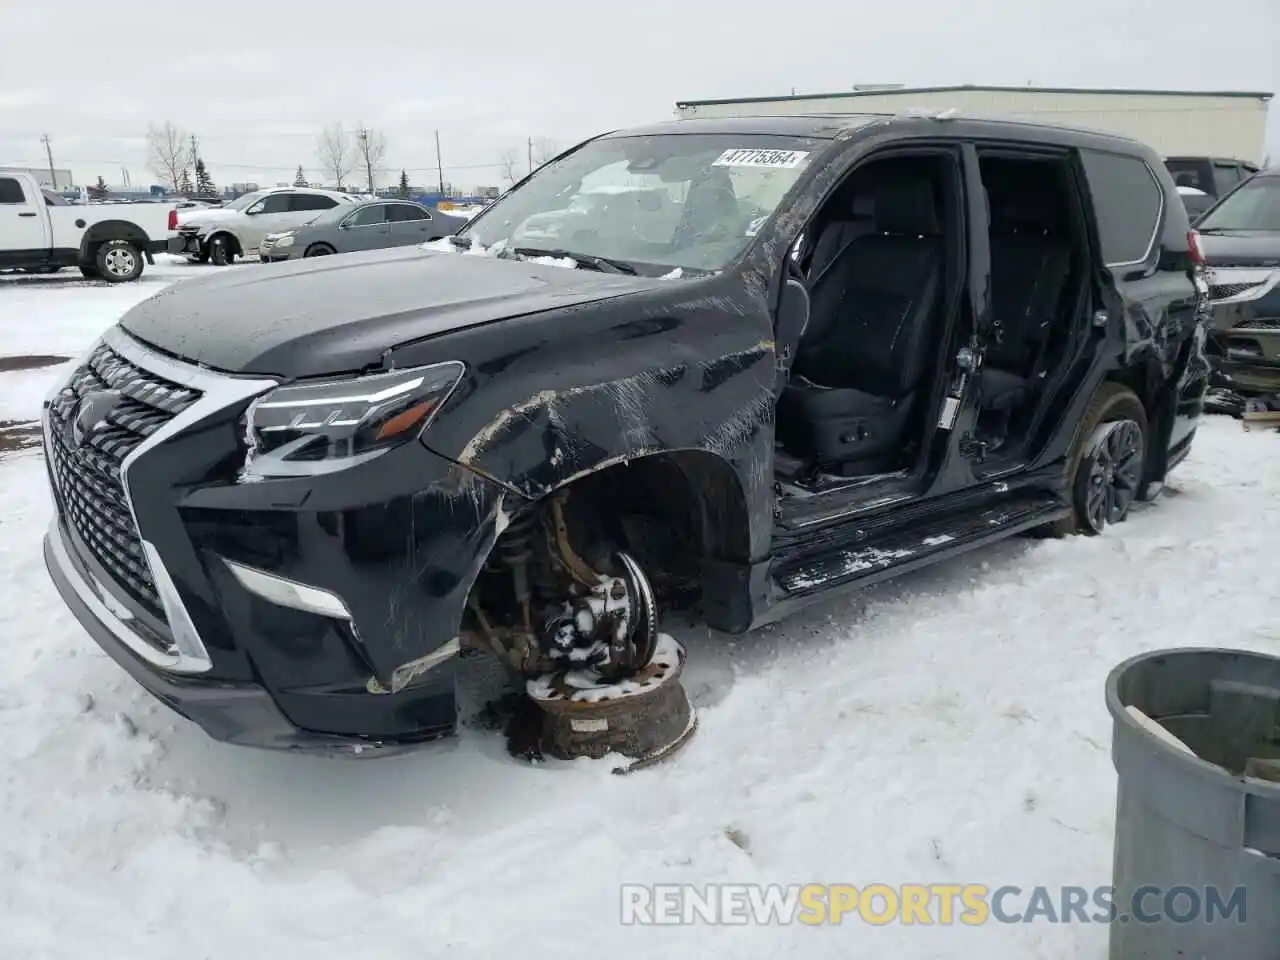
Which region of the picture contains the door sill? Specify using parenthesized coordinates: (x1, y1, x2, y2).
(771, 489, 1066, 599)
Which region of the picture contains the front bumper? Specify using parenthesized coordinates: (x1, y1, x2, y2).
(258, 245, 296, 263)
(1204, 269, 1280, 395)
(41, 327, 511, 753)
(44, 517, 415, 755)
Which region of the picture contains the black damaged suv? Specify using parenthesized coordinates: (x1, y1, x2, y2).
(42, 114, 1208, 754)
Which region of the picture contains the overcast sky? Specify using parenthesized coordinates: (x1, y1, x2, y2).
(1, 0, 1276, 192)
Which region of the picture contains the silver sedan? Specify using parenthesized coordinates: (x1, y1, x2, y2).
(259, 199, 467, 262)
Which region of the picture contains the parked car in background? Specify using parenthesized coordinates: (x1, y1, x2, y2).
(41, 115, 1207, 755)
(1165, 156, 1259, 222)
(1177, 184, 1215, 222)
(168, 187, 361, 265)
(259, 199, 466, 262)
(1193, 168, 1280, 401)
(0, 168, 175, 281)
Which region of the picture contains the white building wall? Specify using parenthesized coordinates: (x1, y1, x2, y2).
(676, 89, 1272, 163)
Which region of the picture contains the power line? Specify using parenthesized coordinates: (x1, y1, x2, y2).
(0, 157, 502, 173)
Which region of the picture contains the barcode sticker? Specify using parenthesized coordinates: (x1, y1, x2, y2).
(712, 149, 810, 169)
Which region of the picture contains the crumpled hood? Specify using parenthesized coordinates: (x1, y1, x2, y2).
(118, 245, 665, 378)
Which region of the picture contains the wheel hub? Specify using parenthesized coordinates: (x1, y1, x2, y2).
(1079, 419, 1144, 534)
(103, 249, 136, 277)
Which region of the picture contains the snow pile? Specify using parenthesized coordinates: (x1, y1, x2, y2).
(2, 268, 1279, 958)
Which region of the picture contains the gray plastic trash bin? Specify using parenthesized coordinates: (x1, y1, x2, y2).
(1106, 647, 1280, 959)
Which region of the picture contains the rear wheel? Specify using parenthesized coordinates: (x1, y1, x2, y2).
(1050, 382, 1148, 536)
(304, 243, 336, 258)
(208, 234, 236, 266)
(95, 240, 143, 283)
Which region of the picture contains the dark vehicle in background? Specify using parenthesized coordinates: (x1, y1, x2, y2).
(259, 199, 466, 262)
(1193, 168, 1280, 401)
(41, 114, 1207, 756)
(1165, 156, 1259, 222)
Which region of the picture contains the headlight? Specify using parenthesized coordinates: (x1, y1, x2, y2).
(271, 233, 295, 247)
(241, 362, 465, 480)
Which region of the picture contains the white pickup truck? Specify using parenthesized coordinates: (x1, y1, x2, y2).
(0, 168, 177, 282)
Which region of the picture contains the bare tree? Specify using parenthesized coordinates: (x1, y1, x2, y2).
(355, 125, 387, 193)
(146, 121, 190, 192)
(532, 137, 560, 167)
(315, 123, 354, 189)
(497, 148, 520, 184)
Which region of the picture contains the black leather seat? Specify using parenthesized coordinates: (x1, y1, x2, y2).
(979, 184, 1072, 411)
(778, 174, 945, 468)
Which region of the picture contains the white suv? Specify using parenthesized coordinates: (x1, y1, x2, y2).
(168, 187, 362, 265)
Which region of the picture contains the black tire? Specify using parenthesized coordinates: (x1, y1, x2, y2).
(79, 265, 100, 279)
(304, 243, 335, 258)
(95, 240, 144, 283)
(1049, 382, 1148, 537)
(208, 234, 235, 266)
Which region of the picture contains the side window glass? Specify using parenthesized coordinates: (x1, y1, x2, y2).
(1212, 164, 1240, 196)
(389, 204, 428, 222)
(1080, 150, 1162, 266)
(292, 194, 336, 211)
(347, 205, 388, 227)
(259, 194, 292, 214)
(0, 178, 27, 204)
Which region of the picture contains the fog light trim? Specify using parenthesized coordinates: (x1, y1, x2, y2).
(223, 558, 353, 620)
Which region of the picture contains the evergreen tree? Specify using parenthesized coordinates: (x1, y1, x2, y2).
(194, 158, 216, 197)
(398, 169, 411, 198)
(178, 167, 193, 195)
(293, 165, 307, 187)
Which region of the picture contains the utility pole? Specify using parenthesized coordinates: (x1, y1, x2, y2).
(40, 134, 56, 189)
(435, 129, 445, 195)
(189, 134, 199, 166)
(356, 127, 375, 194)
(527, 136, 533, 176)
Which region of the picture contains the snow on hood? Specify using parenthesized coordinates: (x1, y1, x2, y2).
(1177, 185, 1208, 196)
(421, 236, 577, 270)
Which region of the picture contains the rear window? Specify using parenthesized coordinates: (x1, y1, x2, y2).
(1082, 151, 1163, 266)
(0, 178, 27, 204)
(1165, 160, 1210, 192)
(1195, 176, 1280, 232)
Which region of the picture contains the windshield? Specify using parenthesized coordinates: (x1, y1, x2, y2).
(460, 133, 819, 273)
(1196, 176, 1280, 232)
(223, 190, 269, 212)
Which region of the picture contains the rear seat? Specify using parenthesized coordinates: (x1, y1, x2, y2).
(980, 184, 1072, 410)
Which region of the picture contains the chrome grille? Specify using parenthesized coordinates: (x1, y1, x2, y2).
(1209, 282, 1265, 301)
(46, 341, 203, 619)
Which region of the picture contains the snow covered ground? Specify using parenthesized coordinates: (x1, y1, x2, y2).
(1, 261, 1277, 959)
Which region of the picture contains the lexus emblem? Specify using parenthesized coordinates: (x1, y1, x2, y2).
(66, 389, 122, 452)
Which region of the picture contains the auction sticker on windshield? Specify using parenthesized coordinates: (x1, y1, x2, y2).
(712, 149, 810, 169)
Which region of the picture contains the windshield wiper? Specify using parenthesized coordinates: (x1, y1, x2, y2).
(504, 246, 637, 275)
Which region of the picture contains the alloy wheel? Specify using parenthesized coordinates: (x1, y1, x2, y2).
(1080, 419, 1144, 533)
